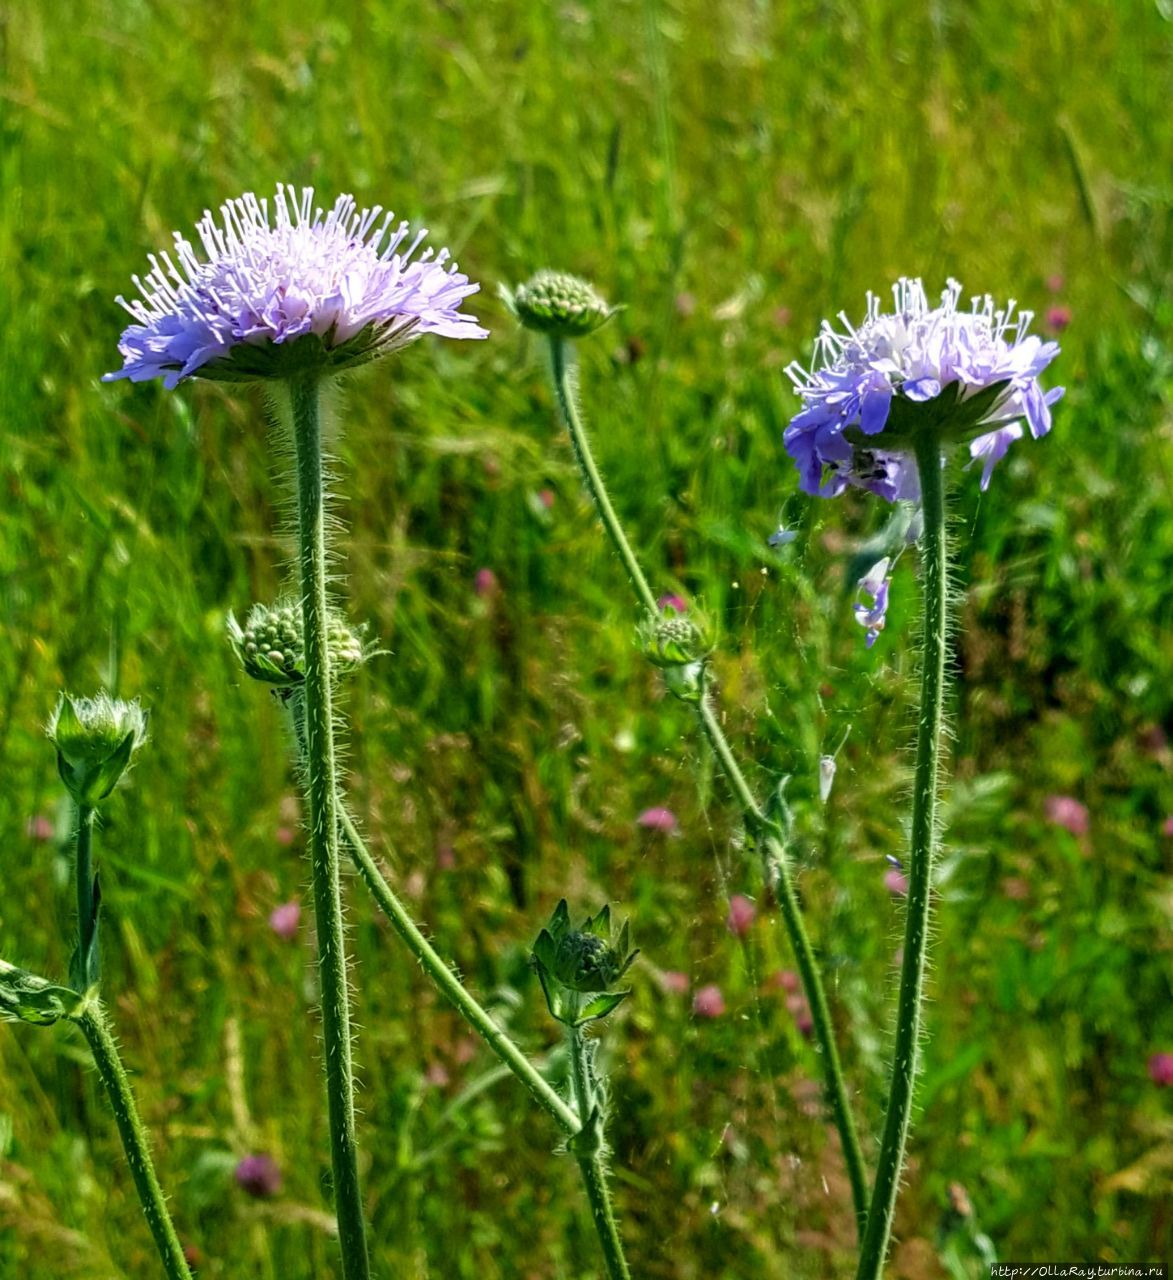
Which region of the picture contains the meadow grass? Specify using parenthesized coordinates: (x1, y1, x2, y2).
(1, 1, 1171, 1275)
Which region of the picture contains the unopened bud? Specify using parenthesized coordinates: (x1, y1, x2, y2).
(48, 692, 147, 807)
(227, 601, 373, 688)
(504, 271, 616, 339)
(532, 900, 638, 1027)
(638, 606, 713, 703)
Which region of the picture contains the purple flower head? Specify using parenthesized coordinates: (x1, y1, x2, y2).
(235, 1153, 281, 1199)
(854, 558, 891, 648)
(784, 279, 1063, 501)
(656, 593, 688, 614)
(105, 186, 487, 388)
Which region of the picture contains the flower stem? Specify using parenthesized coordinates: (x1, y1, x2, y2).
(335, 804, 581, 1135)
(854, 433, 949, 1279)
(287, 375, 370, 1280)
(549, 339, 659, 617)
(547, 335, 869, 1234)
(567, 1023, 632, 1280)
(76, 1003, 192, 1280)
(698, 698, 869, 1232)
(74, 804, 98, 989)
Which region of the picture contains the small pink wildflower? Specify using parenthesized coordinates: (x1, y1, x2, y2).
(1044, 794, 1089, 837)
(1162, 815, 1173, 838)
(275, 825, 296, 847)
(766, 969, 800, 995)
(726, 894, 757, 938)
(786, 993, 814, 1037)
(660, 971, 690, 995)
(883, 868, 909, 897)
(424, 1062, 450, 1089)
(656, 593, 687, 613)
(25, 815, 54, 842)
(268, 901, 301, 939)
(1045, 305, 1071, 333)
(692, 984, 725, 1018)
(1147, 1053, 1173, 1087)
(637, 806, 678, 833)
(537, 488, 555, 510)
(474, 567, 498, 597)
(1046, 273, 1065, 294)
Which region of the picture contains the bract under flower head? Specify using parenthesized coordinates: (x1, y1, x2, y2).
(105, 185, 487, 388)
(784, 279, 1063, 501)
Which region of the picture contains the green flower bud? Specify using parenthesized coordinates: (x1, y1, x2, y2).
(532, 900, 638, 1027)
(48, 692, 147, 807)
(502, 271, 616, 339)
(227, 601, 374, 688)
(637, 606, 713, 704)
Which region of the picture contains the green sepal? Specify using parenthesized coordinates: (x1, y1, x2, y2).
(846, 378, 1013, 451)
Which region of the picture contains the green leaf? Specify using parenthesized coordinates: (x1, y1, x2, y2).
(575, 989, 630, 1025)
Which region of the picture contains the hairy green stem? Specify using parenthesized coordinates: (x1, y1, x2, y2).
(854, 433, 949, 1278)
(549, 339, 659, 616)
(287, 375, 370, 1279)
(336, 805, 581, 1135)
(74, 804, 98, 988)
(77, 1003, 192, 1280)
(547, 335, 868, 1233)
(568, 1023, 632, 1280)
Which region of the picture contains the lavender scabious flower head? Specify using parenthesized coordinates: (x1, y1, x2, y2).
(104, 185, 487, 388)
(784, 279, 1064, 501)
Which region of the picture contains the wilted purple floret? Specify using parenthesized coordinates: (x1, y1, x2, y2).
(854, 558, 891, 648)
(105, 185, 487, 388)
(784, 279, 1063, 501)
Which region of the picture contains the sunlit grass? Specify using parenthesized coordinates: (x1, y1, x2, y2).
(1, 1, 1170, 1275)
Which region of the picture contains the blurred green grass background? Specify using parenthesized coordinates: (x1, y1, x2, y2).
(1, 0, 1171, 1275)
